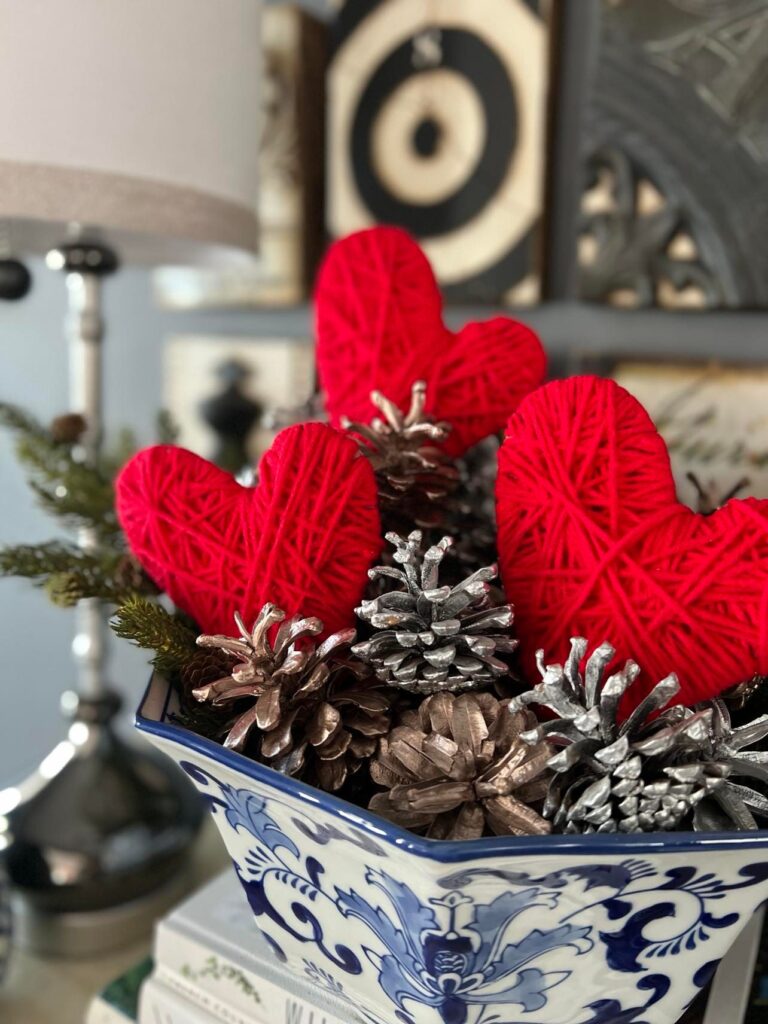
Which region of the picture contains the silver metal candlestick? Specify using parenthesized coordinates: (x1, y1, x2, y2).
(53, 240, 117, 701)
(0, 238, 202, 957)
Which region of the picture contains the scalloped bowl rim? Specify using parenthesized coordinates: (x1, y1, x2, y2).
(136, 674, 768, 864)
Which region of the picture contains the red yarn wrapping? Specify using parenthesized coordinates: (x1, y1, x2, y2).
(116, 423, 381, 636)
(315, 226, 546, 456)
(496, 376, 768, 708)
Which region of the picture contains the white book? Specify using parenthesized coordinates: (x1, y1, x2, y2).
(149, 869, 352, 1024)
(145, 969, 346, 1024)
(140, 975, 224, 1024)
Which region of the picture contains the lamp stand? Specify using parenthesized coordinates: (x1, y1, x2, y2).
(1, 240, 202, 957)
(60, 240, 116, 704)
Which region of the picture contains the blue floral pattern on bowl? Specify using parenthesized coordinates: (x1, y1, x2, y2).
(138, 674, 768, 1024)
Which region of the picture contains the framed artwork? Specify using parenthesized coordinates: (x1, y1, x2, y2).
(327, 0, 554, 304)
(154, 6, 326, 309)
(578, 0, 768, 310)
(163, 335, 314, 467)
(612, 360, 768, 507)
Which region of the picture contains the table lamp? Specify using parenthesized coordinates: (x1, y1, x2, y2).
(0, 0, 261, 955)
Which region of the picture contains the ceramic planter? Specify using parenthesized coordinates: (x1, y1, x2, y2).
(138, 674, 768, 1024)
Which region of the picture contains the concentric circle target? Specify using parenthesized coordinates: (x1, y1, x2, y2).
(329, 0, 548, 297)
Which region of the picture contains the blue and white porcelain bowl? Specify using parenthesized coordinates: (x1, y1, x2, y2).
(138, 674, 768, 1024)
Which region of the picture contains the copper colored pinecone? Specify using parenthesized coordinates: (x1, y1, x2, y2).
(344, 381, 460, 531)
(193, 604, 391, 792)
(179, 649, 233, 693)
(369, 691, 552, 840)
(268, 662, 392, 793)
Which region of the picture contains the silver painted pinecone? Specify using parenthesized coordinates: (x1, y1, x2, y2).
(352, 531, 517, 694)
(688, 699, 768, 831)
(511, 638, 768, 834)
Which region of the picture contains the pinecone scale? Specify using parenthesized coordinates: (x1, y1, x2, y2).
(369, 691, 552, 840)
(193, 604, 390, 792)
(353, 531, 517, 694)
(512, 639, 768, 834)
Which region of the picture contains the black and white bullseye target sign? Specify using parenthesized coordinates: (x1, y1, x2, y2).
(328, 0, 550, 302)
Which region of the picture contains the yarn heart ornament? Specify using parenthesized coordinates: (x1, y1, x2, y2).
(315, 226, 546, 457)
(496, 375, 768, 708)
(116, 423, 381, 637)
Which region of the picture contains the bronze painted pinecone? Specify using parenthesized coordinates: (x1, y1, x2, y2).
(344, 381, 460, 531)
(179, 649, 233, 693)
(192, 604, 391, 792)
(266, 664, 392, 793)
(369, 691, 552, 840)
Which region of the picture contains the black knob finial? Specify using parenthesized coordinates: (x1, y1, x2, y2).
(0, 258, 32, 300)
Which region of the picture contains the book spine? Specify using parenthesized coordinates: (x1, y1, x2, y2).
(139, 975, 220, 1024)
(151, 965, 345, 1024)
(154, 921, 350, 1023)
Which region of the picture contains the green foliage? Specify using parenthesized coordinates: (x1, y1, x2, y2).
(0, 400, 170, 610)
(0, 540, 84, 579)
(111, 597, 201, 674)
(45, 564, 129, 607)
(0, 402, 119, 539)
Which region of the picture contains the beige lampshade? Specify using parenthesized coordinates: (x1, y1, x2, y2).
(0, 0, 261, 266)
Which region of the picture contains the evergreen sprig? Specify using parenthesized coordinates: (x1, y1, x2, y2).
(45, 561, 133, 608)
(0, 540, 85, 579)
(0, 401, 120, 538)
(111, 597, 202, 675)
(0, 543, 154, 607)
(0, 401, 172, 608)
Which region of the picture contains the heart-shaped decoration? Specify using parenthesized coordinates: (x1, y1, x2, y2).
(497, 375, 768, 706)
(116, 423, 381, 636)
(315, 226, 546, 457)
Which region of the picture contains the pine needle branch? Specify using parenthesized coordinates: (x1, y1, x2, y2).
(0, 543, 155, 607)
(0, 400, 120, 538)
(0, 541, 84, 579)
(0, 403, 49, 440)
(111, 597, 202, 674)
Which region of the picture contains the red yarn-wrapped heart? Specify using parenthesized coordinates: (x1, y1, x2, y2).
(497, 376, 768, 706)
(116, 423, 381, 636)
(315, 226, 546, 456)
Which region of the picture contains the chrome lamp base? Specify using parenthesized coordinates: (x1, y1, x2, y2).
(2, 689, 202, 957)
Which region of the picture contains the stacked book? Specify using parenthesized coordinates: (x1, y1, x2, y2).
(88, 869, 768, 1024)
(87, 870, 351, 1024)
